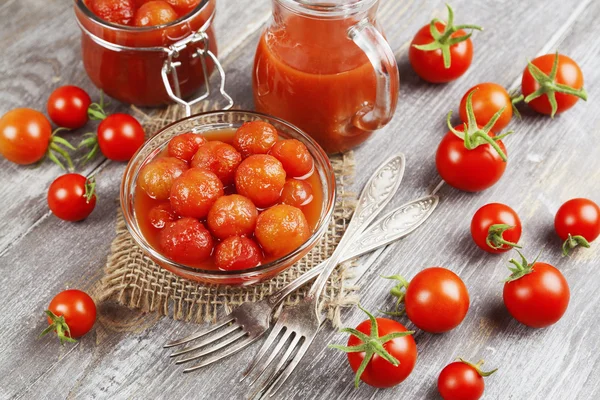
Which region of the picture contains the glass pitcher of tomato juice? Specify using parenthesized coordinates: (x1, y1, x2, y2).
(253, 0, 399, 154)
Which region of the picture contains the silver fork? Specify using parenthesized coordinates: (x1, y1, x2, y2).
(165, 192, 437, 372)
(164, 154, 412, 370)
(243, 155, 410, 397)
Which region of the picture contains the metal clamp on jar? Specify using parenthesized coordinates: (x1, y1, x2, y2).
(74, 0, 233, 114)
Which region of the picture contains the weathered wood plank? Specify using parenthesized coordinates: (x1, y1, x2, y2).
(1, 0, 599, 399)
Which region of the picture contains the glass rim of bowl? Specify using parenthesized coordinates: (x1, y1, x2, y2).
(74, 0, 214, 33)
(120, 110, 337, 282)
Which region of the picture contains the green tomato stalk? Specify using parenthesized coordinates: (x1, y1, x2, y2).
(524, 52, 588, 118)
(486, 223, 521, 250)
(329, 304, 414, 388)
(505, 250, 541, 282)
(459, 358, 498, 377)
(562, 233, 590, 256)
(447, 88, 514, 161)
(40, 310, 77, 345)
(412, 4, 483, 68)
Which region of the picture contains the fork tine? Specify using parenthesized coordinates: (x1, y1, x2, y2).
(248, 329, 292, 386)
(182, 335, 259, 373)
(164, 315, 235, 348)
(254, 332, 301, 392)
(265, 335, 316, 398)
(241, 322, 286, 380)
(175, 330, 247, 365)
(170, 324, 241, 358)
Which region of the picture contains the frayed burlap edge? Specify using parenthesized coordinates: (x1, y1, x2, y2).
(98, 134, 360, 326)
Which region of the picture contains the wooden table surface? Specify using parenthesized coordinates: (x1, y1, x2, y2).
(1, 0, 599, 399)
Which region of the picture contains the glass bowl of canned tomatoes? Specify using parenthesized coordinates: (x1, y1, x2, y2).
(121, 110, 336, 285)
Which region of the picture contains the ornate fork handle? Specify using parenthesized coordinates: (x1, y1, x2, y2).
(353, 195, 438, 256)
(306, 154, 406, 307)
(267, 194, 438, 307)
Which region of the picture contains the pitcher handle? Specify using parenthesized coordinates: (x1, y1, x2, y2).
(348, 20, 399, 131)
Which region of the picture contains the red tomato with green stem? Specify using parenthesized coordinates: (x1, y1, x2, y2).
(47, 85, 92, 129)
(330, 305, 417, 388)
(521, 53, 587, 117)
(41, 289, 97, 344)
(0, 108, 75, 169)
(503, 251, 570, 328)
(436, 90, 512, 192)
(409, 4, 482, 83)
(554, 198, 600, 255)
(438, 359, 497, 400)
(459, 84, 515, 133)
(81, 113, 145, 162)
(48, 173, 97, 221)
(471, 203, 522, 253)
(383, 267, 470, 333)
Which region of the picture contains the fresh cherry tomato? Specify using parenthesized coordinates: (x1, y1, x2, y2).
(47, 173, 97, 221)
(134, 1, 178, 27)
(436, 126, 507, 192)
(42, 289, 96, 344)
(554, 198, 600, 255)
(331, 305, 417, 388)
(96, 113, 145, 161)
(0, 108, 51, 165)
(384, 267, 470, 333)
(459, 83, 513, 133)
(409, 5, 481, 83)
(47, 86, 92, 130)
(438, 359, 497, 400)
(470, 203, 522, 254)
(438, 92, 510, 192)
(503, 252, 570, 328)
(522, 53, 587, 117)
(406, 267, 469, 333)
(88, 0, 136, 25)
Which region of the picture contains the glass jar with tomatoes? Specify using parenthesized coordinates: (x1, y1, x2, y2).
(74, 0, 231, 109)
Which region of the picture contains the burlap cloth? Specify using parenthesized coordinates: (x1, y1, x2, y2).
(98, 104, 360, 326)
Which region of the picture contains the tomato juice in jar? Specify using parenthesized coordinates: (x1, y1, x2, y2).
(74, 0, 220, 106)
(253, 0, 399, 154)
(133, 128, 325, 271)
